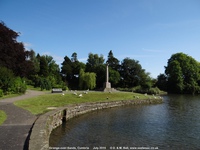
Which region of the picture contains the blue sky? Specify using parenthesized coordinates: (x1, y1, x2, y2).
(1, 0, 200, 78)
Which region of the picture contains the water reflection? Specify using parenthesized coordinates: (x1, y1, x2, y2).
(50, 95, 200, 149)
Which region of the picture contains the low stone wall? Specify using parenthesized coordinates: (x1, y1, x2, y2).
(29, 99, 163, 150)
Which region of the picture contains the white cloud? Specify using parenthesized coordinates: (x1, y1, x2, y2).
(40, 51, 64, 65)
(23, 42, 32, 49)
(53, 55, 64, 64)
(79, 57, 87, 62)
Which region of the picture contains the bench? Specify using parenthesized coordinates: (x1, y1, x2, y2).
(51, 88, 63, 93)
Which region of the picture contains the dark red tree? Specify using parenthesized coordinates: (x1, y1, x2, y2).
(0, 21, 33, 77)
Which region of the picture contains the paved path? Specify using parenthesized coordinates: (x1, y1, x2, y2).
(0, 90, 45, 150)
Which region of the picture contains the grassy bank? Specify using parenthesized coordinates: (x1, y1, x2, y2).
(14, 91, 160, 115)
(0, 110, 7, 125)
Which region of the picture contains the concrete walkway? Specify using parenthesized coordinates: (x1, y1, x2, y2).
(0, 90, 45, 150)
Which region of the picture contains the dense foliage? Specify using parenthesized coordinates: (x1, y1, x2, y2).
(0, 22, 65, 94)
(157, 53, 200, 94)
(0, 22, 160, 95)
(79, 69, 96, 90)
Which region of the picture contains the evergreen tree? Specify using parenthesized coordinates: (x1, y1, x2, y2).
(106, 50, 120, 70)
(39, 56, 49, 77)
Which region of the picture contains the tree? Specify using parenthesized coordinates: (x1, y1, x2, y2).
(61, 56, 73, 80)
(71, 52, 78, 62)
(91, 64, 104, 88)
(39, 56, 49, 77)
(156, 73, 167, 91)
(0, 66, 14, 93)
(61, 53, 86, 89)
(109, 68, 120, 87)
(0, 22, 32, 77)
(119, 58, 146, 88)
(85, 53, 105, 88)
(43, 55, 60, 76)
(165, 52, 200, 94)
(26, 49, 40, 75)
(140, 72, 153, 90)
(79, 69, 96, 90)
(106, 50, 120, 70)
(86, 53, 105, 72)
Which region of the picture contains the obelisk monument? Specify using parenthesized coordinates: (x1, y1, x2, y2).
(103, 63, 111, 91)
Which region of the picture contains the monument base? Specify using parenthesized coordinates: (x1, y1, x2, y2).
(103, 82, 111, 89)
(103, 82, 115, 92)
(104, 88, 114, 92)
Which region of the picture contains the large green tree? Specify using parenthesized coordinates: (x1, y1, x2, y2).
(119, 58, 147, 88)
(85, 53, 105, 88)
(26, 49, 40, 75)
(106, 50, 120, 70)
(79, 69, 96, 90)
(39, 56, 49, 77)
(109, 68, 120, 87)
(86, 53, 105, 72)
(61, 56, 73, 80)
(165, 52, 200, 94)
(61, 53, 85, 89)
(156, 73, 167, 91)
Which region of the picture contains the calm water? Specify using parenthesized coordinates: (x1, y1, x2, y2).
(50, 95, 200, 149)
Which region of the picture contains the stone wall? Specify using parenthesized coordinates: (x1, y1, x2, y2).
(29, 99, 163, 150)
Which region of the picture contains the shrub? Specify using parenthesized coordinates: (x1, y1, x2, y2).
(148, 87, 161, 95)
(0, 66, 14, 93)
(11, 77, 27, 94)
(0, 89, 3, 97)
(40, 78, 51, 91)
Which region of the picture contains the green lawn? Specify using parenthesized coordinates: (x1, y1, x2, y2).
(0, 110, 7, 125)
(14, 91, 156, 115)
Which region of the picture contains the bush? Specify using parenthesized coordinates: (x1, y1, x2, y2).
(0, 89, 3, 97)
(148, 87, 161, 95)
(40, 78, 51, 91)
(61, 82, 68, 91)
(0, 66, 14, 93)
(11, 77, 27, 94)
(52, 81, 68, 91)
(117, 86, 161, 95)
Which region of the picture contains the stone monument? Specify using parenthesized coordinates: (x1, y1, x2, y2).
(103, 63, 112, 92)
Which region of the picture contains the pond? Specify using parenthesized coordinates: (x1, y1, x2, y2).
(50, 95, 200, 149)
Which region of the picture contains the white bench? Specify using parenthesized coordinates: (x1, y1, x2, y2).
(51, 88, 63, 93)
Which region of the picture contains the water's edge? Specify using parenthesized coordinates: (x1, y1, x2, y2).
(29, 99, 163, 150)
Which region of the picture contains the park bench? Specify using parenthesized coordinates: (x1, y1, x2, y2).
(51, 88, 63, 93)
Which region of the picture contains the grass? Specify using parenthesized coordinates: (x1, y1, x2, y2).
(0, 110, 7, 125)
(0, 93, 23, 100)
(14, 91, 156, 115)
